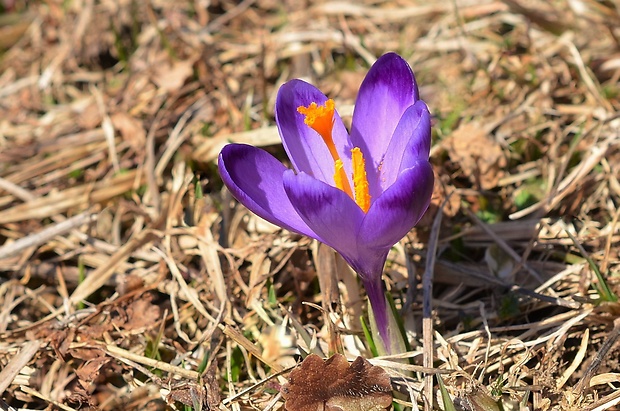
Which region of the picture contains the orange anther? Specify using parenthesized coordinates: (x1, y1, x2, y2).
(297, 100, 339, 162)
(351, 148, 371, 213)
(299, 99, 373, 211)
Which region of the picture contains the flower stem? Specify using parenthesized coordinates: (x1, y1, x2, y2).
(364, 277, 390, 352)
(364, 277, 408, 356)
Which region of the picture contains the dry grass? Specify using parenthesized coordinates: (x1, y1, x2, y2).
(0, 0, 619, 410)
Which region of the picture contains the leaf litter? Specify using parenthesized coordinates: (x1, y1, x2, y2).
(0, 0, 619, 410)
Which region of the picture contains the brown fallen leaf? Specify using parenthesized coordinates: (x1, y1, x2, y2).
(417, 176, 461, 228)
(122, 296, 161, 331)
(444, 122, 507, 190)
(110, 112, 146, 152)
(281, 354, 392, 411)
(152, 58, 196, 93)
(166, 361, 220, 410)
(110, 294, 161, 331)
(76, 356, 111, 392)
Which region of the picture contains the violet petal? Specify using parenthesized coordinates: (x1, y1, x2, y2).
(370, 101, 431, 196)
(218, 144, 316, 238)
(350, 53, 419, 178)
(275, 79, 352, 184)
(359, 160, 434, 250)
(282, 169, 364, 260)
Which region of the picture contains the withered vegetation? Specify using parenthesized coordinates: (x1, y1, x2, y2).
(0, 0, 619, 410)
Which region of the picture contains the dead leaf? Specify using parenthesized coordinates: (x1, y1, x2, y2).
(110, 112, 146, 151)
(71, 347, 106, 362)
(66, 383, 91, 408)
(76, 356, 111, 392)
(76, 99, 102, 129)
(281, 354, 392, 411)
(152, 59, 195, 93)
(457, 385, 502, 411)
(115, 273, 145, 296)
(166, 361, 220, 410)
(47, 328, 75, 361)
(417, 176, 461, 227)
(444, 122, 507, 190)
(123, 297, 161, 331)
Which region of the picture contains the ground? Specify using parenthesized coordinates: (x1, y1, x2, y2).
(0, 0, 619, 410)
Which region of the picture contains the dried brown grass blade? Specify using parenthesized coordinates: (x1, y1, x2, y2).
(0, 170, 143, 224)
(0, 212, 95, 259)
(69, 226, 161, 305)
(0, 340, 40, 396)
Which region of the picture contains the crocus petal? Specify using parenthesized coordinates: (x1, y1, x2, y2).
(275, 79, 352, 184)
(218, 144, 316, 238)
(368, 101, 431, 196)
(282, 170, 364, 260)
(359, 160, 434, 250)
(350, 53, 419, 173)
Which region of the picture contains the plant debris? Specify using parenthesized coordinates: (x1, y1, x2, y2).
(0, 0, 619, 410)
(281, 354, 392, 411)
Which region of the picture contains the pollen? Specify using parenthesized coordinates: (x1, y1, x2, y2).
(351, 148, 371, 213)
(297, 99, 358, 202)
(297, 99, 335, 139)
(334, 159, 346, 192)
(297, 99, 339, 161)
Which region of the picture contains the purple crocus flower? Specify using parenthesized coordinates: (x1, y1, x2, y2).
(218, 53, 433, 352)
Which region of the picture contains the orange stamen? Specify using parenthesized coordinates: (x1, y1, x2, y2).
(298, 100, 372, 212)
(351, 148, 371, 213)
(297, 99, 352, 198)
(334, 159, 346, 192)
(297, 100, 337, 159)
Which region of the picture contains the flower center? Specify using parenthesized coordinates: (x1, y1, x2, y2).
(297, 99, 371, 213)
